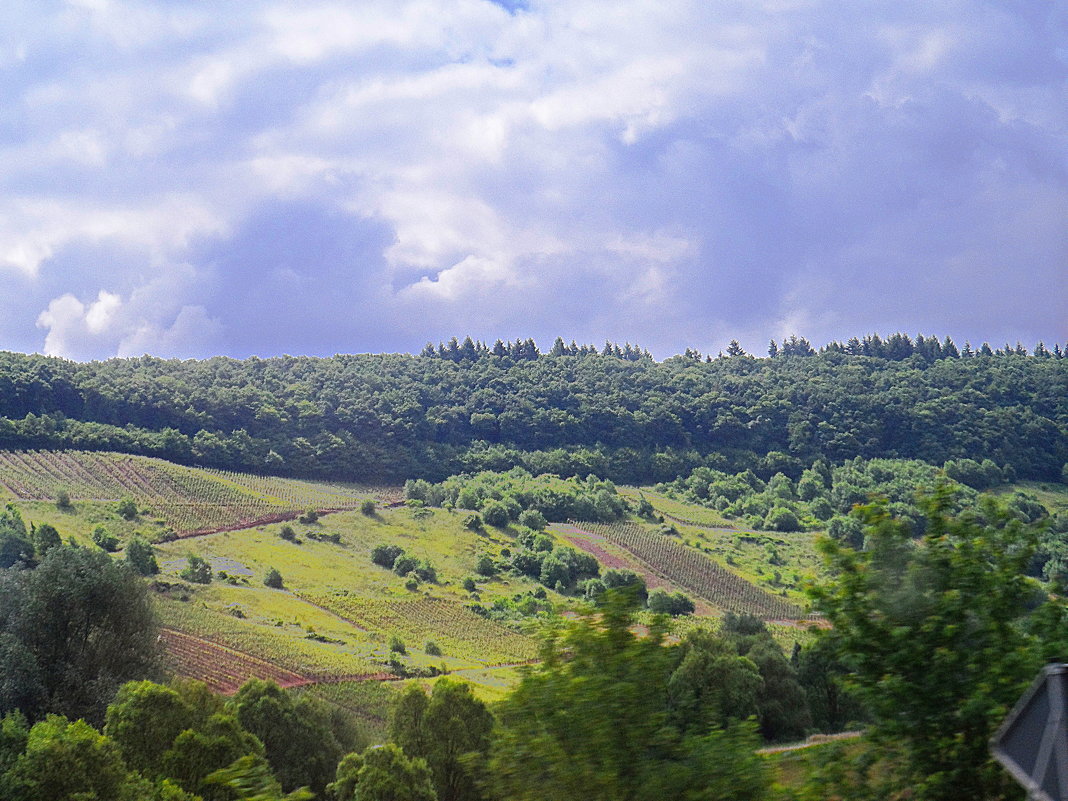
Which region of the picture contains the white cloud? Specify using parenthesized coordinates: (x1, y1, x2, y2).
(1, 0, 1065, 358)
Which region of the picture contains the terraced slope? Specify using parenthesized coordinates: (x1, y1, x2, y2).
(0, 449, 399, 534)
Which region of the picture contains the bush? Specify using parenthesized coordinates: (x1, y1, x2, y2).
(647, 589, 695, 616)
(371, 543, 404, 569)
(279, 524, 298, 542)
(299, 509, 320, 524)
(360, 499, 376, 515)
(124, 536, 158, 575)
(425, 641, 442, 656)
(56, 489, 72, 509)
(462, 513, 483, 531)
(475, 555, 495, 576)
(394, 554, 420, 576)
(481, 500, 509, 528)
(116, 497, 138, 520)
(764, 506, 801, 532)
(462, 577, 477, 593)
(264, 567, 284, 588)
(517, 509, 547, 531)
(91, 525, 119, 552)
(405, 576, 419, 591)
(389, 636, 407, 654)
(32, 523, 61, 556)
(180, 554, 212, 584)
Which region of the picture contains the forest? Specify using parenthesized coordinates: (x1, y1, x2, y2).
(0, 332, 1065, 486)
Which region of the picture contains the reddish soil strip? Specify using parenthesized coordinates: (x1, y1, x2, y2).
(553, 524, 716, 616)
(161, 628, 308, 694)
(161, 627, 405, 694)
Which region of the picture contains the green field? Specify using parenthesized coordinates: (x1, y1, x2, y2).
(0, 450, 844, 708)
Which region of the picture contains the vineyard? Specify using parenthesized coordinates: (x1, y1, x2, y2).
(305, 594, 539, 666)
(154, 594, 381, 678)
(0, 449, 399, 535)
(551, 523, 715, 615)
(574, 521, 806, 620)
(160, 627, 311, 694)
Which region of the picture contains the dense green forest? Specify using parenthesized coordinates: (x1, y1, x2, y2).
(0, 333, 1066, 485)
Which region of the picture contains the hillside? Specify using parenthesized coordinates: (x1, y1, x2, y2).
(0, 341, 1065, 486)
(0, 450, 829, 730)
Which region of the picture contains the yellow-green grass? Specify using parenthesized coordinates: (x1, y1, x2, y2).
(620, 487, 734, 528)
(0, 449, 394, 535)
(990, 481, 1068, 515)
(154, 589, 379, 677)
(665, 519, 823, 606)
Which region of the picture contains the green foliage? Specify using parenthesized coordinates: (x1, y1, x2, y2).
(298, 509, 319, 524)
(427, 469, 627, 524)
(480, 499, 510, 528)
(0, 343, 1064, 485)
(516, 508, 546, 531)
(6, 714, 143, 801)
(474, 555, 495, 577)
(55, 489, 71, 510)
(389, 679, 494, 801)
(647, 589, 695, 616)
(329, 744, 436, 801)
(371, 543, 404, 569)
(92, 525, 120, 552)
(389, 636, 407, 655)
(279, 525, 297, 542)
(116, 497, 138, 520)
(488, 594, 771, 800)
(809, 487, 1048, 800)
(360, 499, 376, 515)
(0, 544, 162, 724)
(230, 679, 345, 796)
(125, 535, 159, 576)
(263, 568, 284, 589)
(31, 523, 60, 557)
(180, 554, 212, 584)
(424, 641, 442, 657)
(206, 753, 313, 801)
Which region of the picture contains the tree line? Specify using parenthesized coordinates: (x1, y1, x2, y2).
(0, 332, 1065, 485)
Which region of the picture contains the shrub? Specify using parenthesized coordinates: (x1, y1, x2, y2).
(461, 513, 483, 531)
(425, 640, 442, 656)
(371, 543, 404, 569)
(764, 506, 801, 532)
(517, 509, 547, 531)
(394, 554, 420, 576)
(389, 636, 407, 654)
(91, 525, 119, 552)
(279, 524, 298, 542)
(180, 554, 212, 584)
(475, 555, 495, 576)
(125, 535, 158, 575)
(32, 523, 61, 556)
(360, 499, 376, 515)
(264, 567, 284, 589)
(647, 589, 695, 616)
(116, 497, 138, 520)
(481, 500, 509, 528)
(56, 489, 72, 509)
(298, 509, 320, 524)
(405, 576, 419, 591)
(462, 577, 477, 593)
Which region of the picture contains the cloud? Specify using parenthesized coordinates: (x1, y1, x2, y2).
(1, 0, 1065, 360)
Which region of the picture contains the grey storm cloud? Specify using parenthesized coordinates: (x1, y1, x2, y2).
(0, 0, 1065, 360)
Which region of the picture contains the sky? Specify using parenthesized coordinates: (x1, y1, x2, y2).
(0, 0, 1066, 361)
